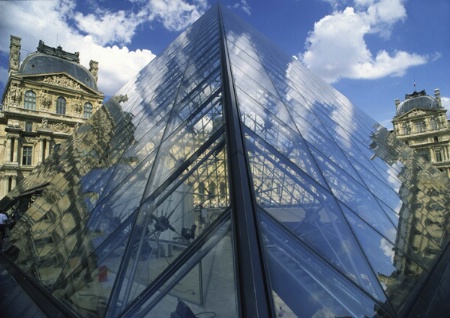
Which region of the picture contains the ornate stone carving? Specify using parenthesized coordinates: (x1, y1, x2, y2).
(43, 75, 81, 90)
(9, 35, 21, 72)
(37, 40, 80, 63)
(39, 91, 52, 109)
(24, 137, 37, 144)
(7, 83, 21, 104)
(7, 119, 20, 128)
(89, 60, 99, 83)
(73, 97, 83, 114)
(113, 94, 128, 104)
(42, 118, 48, 129)
(51, 122, 71, 133)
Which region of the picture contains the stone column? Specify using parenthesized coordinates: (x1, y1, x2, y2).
(38, 138, 44, 164)
(10, 175, 17, 190)
(0, 176, 7, 198)
(5, 137, 11, 163)
(12, 138, 18, 164)
(44, 139, 50, 159)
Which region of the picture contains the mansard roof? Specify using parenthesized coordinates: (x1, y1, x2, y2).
(18, 41, 98, 91)
(396, 90, 440, 115)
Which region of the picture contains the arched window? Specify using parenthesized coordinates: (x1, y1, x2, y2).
(84, 102, 93, 119)
(56, 96, 66, 115)
(24, 90, 36, 110)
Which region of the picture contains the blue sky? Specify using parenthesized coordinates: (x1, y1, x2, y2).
(0, 0, 449, 128)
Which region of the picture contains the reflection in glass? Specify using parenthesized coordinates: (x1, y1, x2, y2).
(2, 4, 450, 318)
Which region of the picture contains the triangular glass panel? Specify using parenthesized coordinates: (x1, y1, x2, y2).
(106, 140, 229, 310)
(244, 129, 386, 301)
(118, 214, 236, 317)
(51, 218, 134, 316)
(259, 211, 391, 317)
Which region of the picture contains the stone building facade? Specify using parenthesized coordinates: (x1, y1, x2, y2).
(0, 35, 104, 199)
(392, 88, 450, 177)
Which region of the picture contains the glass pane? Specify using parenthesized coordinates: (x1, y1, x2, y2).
(245, 130, 385, 300)
(110, 143, 229, 310)
(259, 211, 388, 317)
(52, 220, 134, 316)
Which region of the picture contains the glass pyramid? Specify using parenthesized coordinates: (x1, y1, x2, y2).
(2, 4, 450, 317)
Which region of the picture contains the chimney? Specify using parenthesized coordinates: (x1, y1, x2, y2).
(9, 35, 21, 73)
(434, 89, 442, 107)
(89, 60, 99, 83)
(395, 99, 400, 109)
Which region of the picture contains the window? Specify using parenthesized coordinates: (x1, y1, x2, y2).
(209, 182, 216, 198)
(56, 96, 66, 115)
(417, 149, 429, 161)
(415, 121, 424, 133)
(199, 182, 205, 195)
(220, 182, 226, 199)
(25, 121, 33, 132)
(84, 102, 93, 119)
(22, 146, 33, 165)
(24, 90, 36, 110)
(431, 117, 439, 130)
(435, 149, 443, 162)
(402, 123, 409, 135)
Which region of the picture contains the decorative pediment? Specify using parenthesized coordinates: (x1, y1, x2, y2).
(42, 74, 82, 90)
(398, 109, 436, 120)
(24, 73, 100, 95)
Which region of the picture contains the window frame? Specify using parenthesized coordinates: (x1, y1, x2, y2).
(25, 121, 33, 132)
(22, 145, 33, 166)
(84, 102, 93, 119)
(56, 96, 66, 115)
(435, 149, 443, 162)
(24, 90, 37, 110)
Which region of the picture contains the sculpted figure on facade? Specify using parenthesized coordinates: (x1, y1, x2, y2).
(39, 91, 52, 109)
(73, 97, 83, 114)
(89, 60, 99, 83)
(41, 118, 48, 129)
(8, 83, 21, 104)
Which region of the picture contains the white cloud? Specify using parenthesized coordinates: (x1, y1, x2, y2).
(302, 0, 428, 83)
(441, 97, 450, 110)
(74, 10, 144, 46)
(146, 0, 208, 31)
(0, 0, 155, 97)
(230, 0, 251, 15)
(0, 0, 211, 96)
